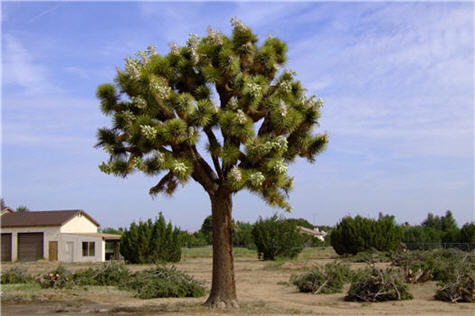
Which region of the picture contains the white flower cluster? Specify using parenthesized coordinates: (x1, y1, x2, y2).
(275, 135, 288, 151)
(188, 127, 196, 138)
(150, 78, 171, 99)
(306, 97, 324, 110)
(172, 162, 188, 177)
(279, 100, 287, 117)
(153, 151, 165, 164)
(133, 157, 143, 169)
(236, 109, 247, 124)
(169, 41, 180, 55)
(188, 33, 199, 64)
(273, 160, 288, 174)
(207, 26, 224, 45)
(140, 125, 158, 140)
(246, 82, 262, 98)
(124, 57, 141, 80)
(230, 17, 247, 32)
(122, 110, 135, 123)
(132, 96, 147, 109)
(228, 97, 238, 110)
(229, 165, 242, 182)
(280, 80, 292, 93)
(249, 172, 265, 187)
(135, 45, 158, 63)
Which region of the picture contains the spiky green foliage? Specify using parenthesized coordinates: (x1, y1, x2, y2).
(330, 214, 403, 255)
(96, 18, 328, 211)
(120, 212, 182, 263)
(252, 214, 304, 260)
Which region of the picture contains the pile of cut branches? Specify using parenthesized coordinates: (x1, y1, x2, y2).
(345, 267, 412, 302)
(435, 272, 474, 303)
(290, 262, 352, 294)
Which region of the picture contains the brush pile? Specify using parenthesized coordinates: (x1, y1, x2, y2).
(345, 267, 412, 302)
(38, 266, 73, 289)
(435, 272, 474, 303)
(291, 262, 352, 294)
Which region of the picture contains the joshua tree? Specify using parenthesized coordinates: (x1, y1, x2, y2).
(96, 18, 328, 307)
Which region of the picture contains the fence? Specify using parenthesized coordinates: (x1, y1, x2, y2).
(405, 242, 475, 251)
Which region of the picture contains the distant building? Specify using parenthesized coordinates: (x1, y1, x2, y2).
(297, 226, 328, 241)
(1, 209, 120, 262)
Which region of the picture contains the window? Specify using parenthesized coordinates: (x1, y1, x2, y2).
(82, 242, 95, 256)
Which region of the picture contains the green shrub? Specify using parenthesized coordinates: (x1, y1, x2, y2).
(1, 266, 34, 284)
(331, 214, 403, 255)
(291, 262, 352, 294)
(71, 261, 131, 286)
(38, 266, 73, 289)
(459, 222, 475, 243)
(120, 212, 182, 263)
(345, 267, 413, 302)
(233, 221, 255, 249)
(181, 231, 208, 248)
(252, 214, 304, 260)
(121, 265, 205, 299)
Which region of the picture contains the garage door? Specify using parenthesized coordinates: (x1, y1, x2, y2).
(1, 233, 12, 261)
(18, 233, 44, 261)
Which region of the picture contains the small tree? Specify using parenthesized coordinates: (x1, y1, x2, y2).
(120, 213, 182, 263)
(252, 214, 304, 260)
(96, 18, 327, 307)
(330, 214, 403, 255)
(16, 205, 30, 213)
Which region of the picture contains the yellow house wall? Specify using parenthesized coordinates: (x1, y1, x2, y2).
(60, 214, 98, 233)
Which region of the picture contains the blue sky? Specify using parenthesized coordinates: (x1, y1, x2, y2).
(2, 1, 473, 231)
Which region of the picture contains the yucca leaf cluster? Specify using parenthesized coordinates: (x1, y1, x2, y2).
(96, 18, 328, 211)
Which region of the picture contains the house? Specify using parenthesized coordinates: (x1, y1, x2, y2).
(1, 209, 120, 262)
(1, 207, 14, 216)
(297, 226, 328, 242)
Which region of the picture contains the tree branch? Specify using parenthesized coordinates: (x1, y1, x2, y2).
(204, 128, 223, 180)
(189, 146, 219, 194)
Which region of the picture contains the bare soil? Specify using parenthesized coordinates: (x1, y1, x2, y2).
(1, 250, 474, 315)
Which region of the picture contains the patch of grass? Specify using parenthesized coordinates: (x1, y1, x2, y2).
(182, 246, 256, 258)
(345, 249, 391, 263)
(1, 283, 42, 301)
(299, 247, 337, 260)
(263, 257, 289, 270)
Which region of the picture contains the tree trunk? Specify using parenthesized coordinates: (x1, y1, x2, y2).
(204, 189, 238, 308)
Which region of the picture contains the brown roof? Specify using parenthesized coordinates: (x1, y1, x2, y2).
(0, 210, 100, 228)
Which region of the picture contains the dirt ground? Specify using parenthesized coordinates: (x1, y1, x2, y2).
(1, 249, 474, 315)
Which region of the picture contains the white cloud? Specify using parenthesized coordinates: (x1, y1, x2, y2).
(2, 34, 61, 95)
